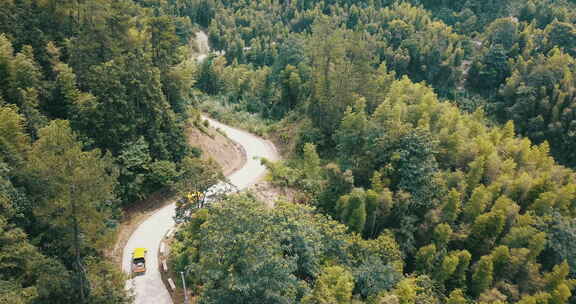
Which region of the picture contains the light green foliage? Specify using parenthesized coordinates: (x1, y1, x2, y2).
(434, 223, 453, 248)
(0, 217, 40, 303)
(84, 258, 130, 304)
(334, 97, 370, 174)
(468, 211, 506, 255)
(171, 0, 576, 303)
(491, 245, 512, 280)
(517, 292, 552, 304)
(255, 58, 575, 302)
(415, 244, 437, 274)
(543, 262, 572, 303)
(337, 188, 368, 234)
(307, 17, 354, 139)
(472, 255, 494, 296)
(447, 250, 472, 291)
(116, 137, 153, 202)
(170, 193, 404, 303)
(502, 226, 547, 261)
(278, 64, 303, 117)
(262, 144, 323, 200)
(437, 253, 460, 283)
(317, 163, 354, 216)
(499, 48, 576, 167)
(301, 266, 354, 304)
(26, 120, 123, 301)
(382, 275, 439, 304)
(0, 0, 215, 303)
(346, 233, 404, 274)
(442, 189, 462, 223)
(303, 143, 321, 180)
(165, 58, 197, 114)
(5, 0, 576, 302)
(262, 158, 302, 189)
(0, 104, 29, 166)
(392, 278, 419, 304)
(364, 188, 394, 239)
(447, 289, 468, 304)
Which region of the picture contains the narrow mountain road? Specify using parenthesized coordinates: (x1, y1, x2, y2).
(122, 117, 279, 303)
(195, 31, 210, 62)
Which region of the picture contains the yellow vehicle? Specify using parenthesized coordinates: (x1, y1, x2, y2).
(184, 191, 204, 204)
(132, 248, 147, 275)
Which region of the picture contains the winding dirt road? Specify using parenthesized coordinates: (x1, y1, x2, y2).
(122, 117, 279, 303)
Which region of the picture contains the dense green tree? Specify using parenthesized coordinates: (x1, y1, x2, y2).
(174, 156, 223, 222)
(28, 120, 117, 302)
(468, 211, 506, 256)
(317, 163, 354, 216)
(499, 48, 576, 167)
(541, 214, 576, 276)
(81, 54, 187, 162)
(171, 193, 407, 303)
(307, 17, 351, 140)
(472, 255, 494, 297)
(301, 266, 354, 304)
(336, 188, 367, 234)
(441, 189, 462, 223)
(467, 44, 511, 93)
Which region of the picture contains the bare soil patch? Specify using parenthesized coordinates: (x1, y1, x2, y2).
(250, 181, 299, 208)
(186, 122, 246, 176)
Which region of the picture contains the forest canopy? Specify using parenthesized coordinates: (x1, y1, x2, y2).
(0, 0, 209, 302)
(171, 0, 576, 303)
(1, 0, 576, 303)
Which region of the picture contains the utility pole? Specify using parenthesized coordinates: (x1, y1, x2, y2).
(181, 271, 189, 304)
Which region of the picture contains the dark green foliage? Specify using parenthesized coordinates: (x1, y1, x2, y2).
(171, 194, 404, 303)
(156, 0, 576, 302)
(352, 256, 402, 299)
(0, 0, 206, 302)
(82, 54, 187, 162)
(472, 255, 494, 296)
(467, 44, 511, 93)
(336, 188, 368, 234)
(317, 163, 354, 216)
(541, 213, 576, 276)
(196, 56, 224, 95)
(375, 129, 441, 214)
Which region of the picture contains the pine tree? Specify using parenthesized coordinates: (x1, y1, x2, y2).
(28, 120, 117, 303)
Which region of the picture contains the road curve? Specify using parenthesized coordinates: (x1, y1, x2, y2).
(122, 116, 279, 304)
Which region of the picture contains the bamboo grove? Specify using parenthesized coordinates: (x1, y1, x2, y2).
(169, 0, 576, 303)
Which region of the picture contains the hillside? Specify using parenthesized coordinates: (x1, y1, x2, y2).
(170, 0, 576, 303)
(1, 0, 576, 304)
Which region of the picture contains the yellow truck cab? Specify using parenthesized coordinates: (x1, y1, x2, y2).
(132, 248, 147, 275)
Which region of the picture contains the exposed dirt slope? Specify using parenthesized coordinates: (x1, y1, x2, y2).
(186, 125, 246, 176)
